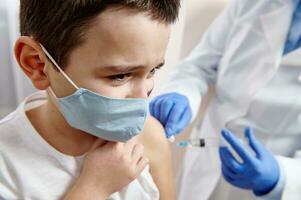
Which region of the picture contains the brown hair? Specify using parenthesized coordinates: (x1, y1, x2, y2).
(20, 0, 181, 69)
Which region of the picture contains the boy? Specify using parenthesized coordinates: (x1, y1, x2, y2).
(0, 0, 180, 199)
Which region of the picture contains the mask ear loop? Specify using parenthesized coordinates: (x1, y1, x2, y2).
(40, 44, 79, 90)
(46, 86, 62, 111)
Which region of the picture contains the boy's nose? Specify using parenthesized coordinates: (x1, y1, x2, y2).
(127, 83, 153, 99)
(128, 89, 148, 99)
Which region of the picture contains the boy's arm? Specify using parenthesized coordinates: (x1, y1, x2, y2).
(140, 116, 176, 200)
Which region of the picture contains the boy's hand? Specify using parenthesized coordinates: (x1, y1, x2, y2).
(65, 139, 149, 200)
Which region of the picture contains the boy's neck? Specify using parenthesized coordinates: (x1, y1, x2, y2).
(26, 96, 104, 157)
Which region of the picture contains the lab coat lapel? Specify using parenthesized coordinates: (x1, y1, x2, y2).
(260, 1, 294, 57)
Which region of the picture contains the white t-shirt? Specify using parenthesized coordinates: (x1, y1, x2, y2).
(0, 92, 159, 200)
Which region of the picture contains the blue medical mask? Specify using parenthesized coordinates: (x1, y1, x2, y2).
(40, 45, 149, 142)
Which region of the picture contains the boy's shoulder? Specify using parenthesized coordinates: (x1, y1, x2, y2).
(137, 116, 170, 166)
(0, 110, 18, 133)
(0, 109, 25, 148)
(139, 116, 168, 150)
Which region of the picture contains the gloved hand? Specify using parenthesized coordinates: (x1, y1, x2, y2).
(149, 92, 192, 138)
(219, 127, 280, 196)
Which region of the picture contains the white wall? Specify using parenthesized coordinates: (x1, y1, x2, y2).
(0, 3, 16, 116)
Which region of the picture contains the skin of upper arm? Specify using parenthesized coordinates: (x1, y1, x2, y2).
(138, 116, 176, 200)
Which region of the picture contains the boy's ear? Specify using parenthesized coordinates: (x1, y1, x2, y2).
(14, 36, 50, 90)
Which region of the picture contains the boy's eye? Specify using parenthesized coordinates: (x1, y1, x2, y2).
(109, 73, 131, 82)
(150, 68, 156, 75)
(148, 66, 162, 77)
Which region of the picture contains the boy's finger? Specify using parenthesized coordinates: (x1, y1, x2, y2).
(88, 139, 107, 152)
(131, 144, 145, 164)
(136, 156, 149, 174)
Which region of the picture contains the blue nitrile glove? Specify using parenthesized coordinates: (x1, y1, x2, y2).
(149, 92, 192, 138)
(219, 127, 280, 196)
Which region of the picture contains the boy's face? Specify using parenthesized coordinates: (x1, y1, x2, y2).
(46, 8, 171, 99)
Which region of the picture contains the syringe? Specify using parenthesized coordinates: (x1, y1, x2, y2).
(172, 137, 250, 150)
(177, 138, 223, 148)
(168, 136, 225, 148)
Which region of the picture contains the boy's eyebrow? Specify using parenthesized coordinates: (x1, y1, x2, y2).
(101, 61, 165, 73)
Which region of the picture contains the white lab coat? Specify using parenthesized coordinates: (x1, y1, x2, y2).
(163, 0, 301, 199)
